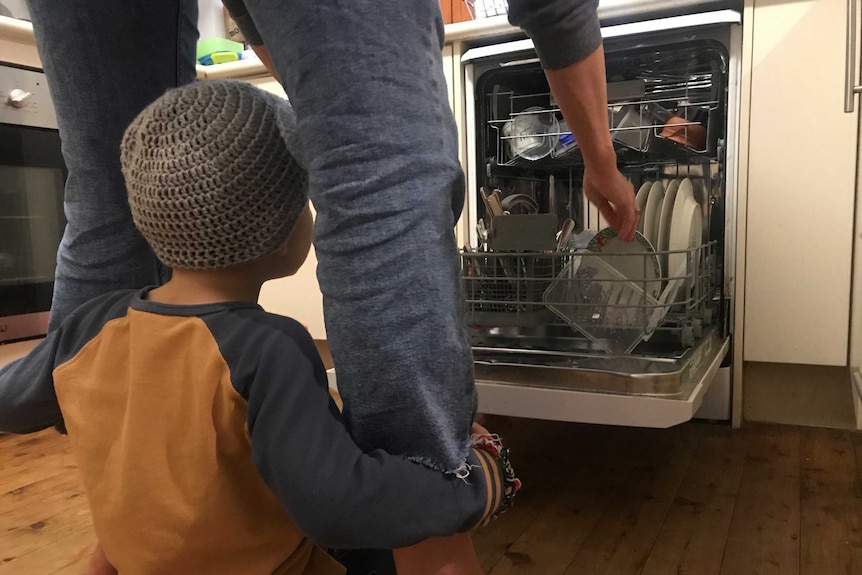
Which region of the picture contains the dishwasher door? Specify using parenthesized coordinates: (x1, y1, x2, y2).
(460, 10, 742, 426)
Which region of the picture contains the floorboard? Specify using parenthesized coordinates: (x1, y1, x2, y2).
(4, 421, 862, 574)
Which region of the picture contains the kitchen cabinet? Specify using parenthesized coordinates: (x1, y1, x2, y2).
(443, 42, 471, 246)
(442, 44, 456, 112)
(440, 0, 472, 25)
(852, 57, 862, 427)
(0, 16, 40, 68)
(744, 0, 859, 366)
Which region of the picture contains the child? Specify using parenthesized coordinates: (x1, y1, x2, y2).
(0, 80, 518, 574)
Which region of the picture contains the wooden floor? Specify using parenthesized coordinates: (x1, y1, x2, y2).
(2, 420, 862, 574)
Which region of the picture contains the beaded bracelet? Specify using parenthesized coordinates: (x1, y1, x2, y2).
(471, 432, 522, 516)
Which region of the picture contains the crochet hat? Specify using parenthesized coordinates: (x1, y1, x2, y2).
(121, 79, 308, 270)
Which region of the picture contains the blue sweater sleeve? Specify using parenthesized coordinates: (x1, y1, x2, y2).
(508, 0, 602, 70)
(209, 313, 504, 549)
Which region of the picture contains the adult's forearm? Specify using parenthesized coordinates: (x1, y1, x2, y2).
(545, 45, 638, 241)
(545, 46, 617, 175)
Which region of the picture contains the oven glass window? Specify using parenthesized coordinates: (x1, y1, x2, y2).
(0, 165, 64, 286)
(0, 121, 66, 321)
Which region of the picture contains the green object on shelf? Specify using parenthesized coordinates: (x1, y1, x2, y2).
(196, 38, 244, 64)
(208, 52, 240, 65)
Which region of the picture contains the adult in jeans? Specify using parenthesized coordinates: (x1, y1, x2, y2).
(26, 0, 636, 572)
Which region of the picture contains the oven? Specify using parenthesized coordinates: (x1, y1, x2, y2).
(460, 8, 742, 427)
(0, 63, 65, 343)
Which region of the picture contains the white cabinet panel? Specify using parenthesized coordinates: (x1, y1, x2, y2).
(443, 43, 471, 248)
(0, 17, 40, 69)
(442, 44, 456, 112)
(852, 93, 862, 371)
(258, 227, 326, 339)
(443, 42, 470, 248)
(744, 0, 858, 365)
(0, 39, 39, 68)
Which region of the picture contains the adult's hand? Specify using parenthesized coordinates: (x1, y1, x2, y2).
(583, 163, 637, 241)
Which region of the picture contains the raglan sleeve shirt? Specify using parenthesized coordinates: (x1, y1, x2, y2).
(205, 310, 506, 549)
(0, 295, 506, 550)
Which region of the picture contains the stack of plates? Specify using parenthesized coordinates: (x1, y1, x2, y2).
(638, 177, 704, 292)
(546, 177, 706, 352)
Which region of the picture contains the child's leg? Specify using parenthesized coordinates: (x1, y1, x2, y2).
(394, 534, 484, 575)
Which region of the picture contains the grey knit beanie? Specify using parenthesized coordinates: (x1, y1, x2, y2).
(121, 79, 308, 270)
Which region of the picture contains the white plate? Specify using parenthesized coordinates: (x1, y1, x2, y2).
(635, 181, 652, 233)
(668, 178, 703, 299)
(688, 178, 708, 242)
(643, 181, 665, 252)
(657, 179, 680, 281)
(588, 228, 662, 300)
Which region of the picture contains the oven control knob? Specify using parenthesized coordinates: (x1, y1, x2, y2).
(7, 89, 32, 108)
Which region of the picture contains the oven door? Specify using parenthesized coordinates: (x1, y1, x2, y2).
(0, 65, 66, 343)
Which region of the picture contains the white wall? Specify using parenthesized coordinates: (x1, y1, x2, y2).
(198, 0, 226, 41)
(0, 1, 29, 20)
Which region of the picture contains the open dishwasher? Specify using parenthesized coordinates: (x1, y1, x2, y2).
(461, 10, 742, 426)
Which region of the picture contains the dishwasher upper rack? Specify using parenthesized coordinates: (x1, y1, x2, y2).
(461, 241, 717, 350)
(479, 40, 729, 172)
(488, 92, 720, 171)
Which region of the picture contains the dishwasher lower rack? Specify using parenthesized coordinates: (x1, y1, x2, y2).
(461, 242, 717, 353)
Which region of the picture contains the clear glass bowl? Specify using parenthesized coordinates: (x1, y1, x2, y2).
(503, 107, 559, 161)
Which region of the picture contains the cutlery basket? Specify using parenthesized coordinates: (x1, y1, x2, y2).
(462, 252, 562, 327)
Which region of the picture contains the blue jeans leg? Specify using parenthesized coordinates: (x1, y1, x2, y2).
(25, 0, 199, 330)
(243, 0, 476, 472)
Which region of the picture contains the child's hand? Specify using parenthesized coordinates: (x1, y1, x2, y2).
(86, 543, 117, 575)
(469, 422, 522, 524)
(470, 422, 491, 437)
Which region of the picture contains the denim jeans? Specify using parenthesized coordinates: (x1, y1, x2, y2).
(27, 0, 475, 473)
(27, 1, 196, 331)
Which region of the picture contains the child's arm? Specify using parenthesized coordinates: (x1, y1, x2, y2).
(0, 331, 66, 433)
(233, 325, 513, 551)
(0, 292, 133, 434)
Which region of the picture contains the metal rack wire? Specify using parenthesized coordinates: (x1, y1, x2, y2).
(464, 0, 507, 19)
(462, 242, 717, 354)
(489, 93, 718, 170)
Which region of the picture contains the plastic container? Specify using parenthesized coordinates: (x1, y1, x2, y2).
(543, 255, 661, 354)
(196, 38, 244, 66)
